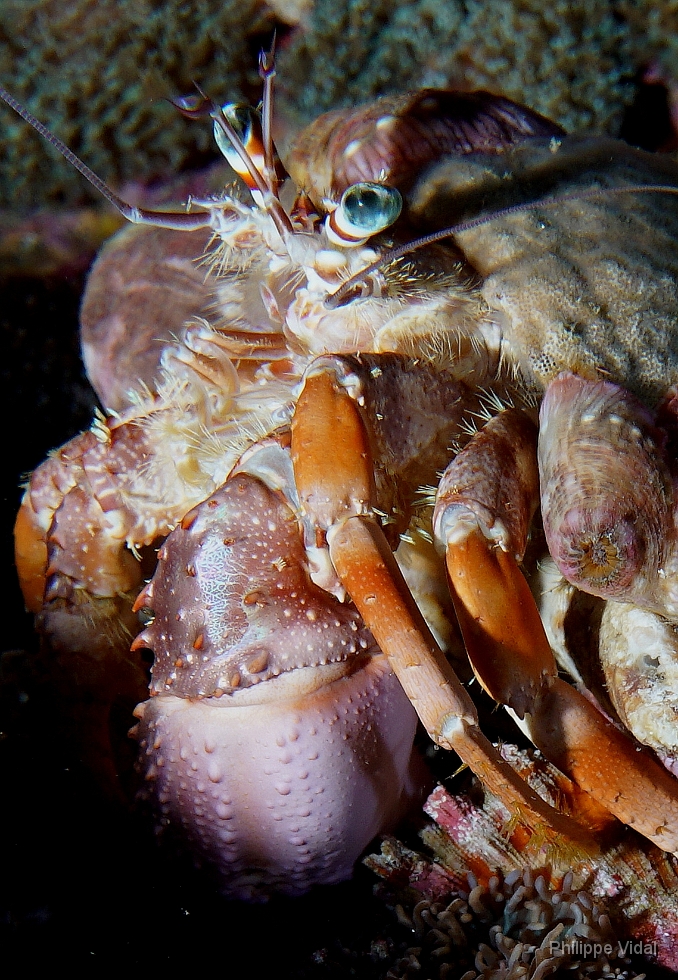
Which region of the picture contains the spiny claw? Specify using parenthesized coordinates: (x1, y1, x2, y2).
(134, 471, 372, 699)
(16, 428, 141, 613)
(14, 418, 192, 798)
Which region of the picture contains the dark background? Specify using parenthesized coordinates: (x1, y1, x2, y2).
(1, 13, 676, 971)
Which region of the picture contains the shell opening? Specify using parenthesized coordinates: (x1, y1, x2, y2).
(570, 530, 628, 588)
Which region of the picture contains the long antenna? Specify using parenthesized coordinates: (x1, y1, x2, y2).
(325, 182, 678, 309)
(0, 84, 214, 231)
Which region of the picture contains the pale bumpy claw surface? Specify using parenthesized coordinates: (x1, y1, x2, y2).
(133, 468, 424, 898)
(134, 471, 375, 697)
(134, 654, 421, 900)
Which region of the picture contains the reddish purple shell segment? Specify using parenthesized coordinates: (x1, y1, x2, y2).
(287, 89, 564, 205)
(137, 472, 374, 698)
(80, 224, 213, 411)
(539, 373, 674, 605)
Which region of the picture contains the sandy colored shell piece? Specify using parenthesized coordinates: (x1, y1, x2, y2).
(410, 135, 678, 404)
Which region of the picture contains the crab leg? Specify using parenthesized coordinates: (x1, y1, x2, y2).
(291, 362, 597, 850)
(14, 416, 191, 798)
(435, 406, 678, 854)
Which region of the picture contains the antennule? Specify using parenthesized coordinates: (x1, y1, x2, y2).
(259, 34, 282, 192)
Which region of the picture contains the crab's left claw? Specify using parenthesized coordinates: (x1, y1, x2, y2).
(435, 405, 678, 854)
(291, 358, 598, 854)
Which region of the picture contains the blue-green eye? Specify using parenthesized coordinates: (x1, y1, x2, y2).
(327, 182, 402, 245)
(342, 183, 402, 233)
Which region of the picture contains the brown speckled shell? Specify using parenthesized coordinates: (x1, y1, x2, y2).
(411, 136, 678, 404)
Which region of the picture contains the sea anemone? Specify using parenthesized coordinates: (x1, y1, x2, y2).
(383, 868, 643, 979)
(366, 746, 678, 977)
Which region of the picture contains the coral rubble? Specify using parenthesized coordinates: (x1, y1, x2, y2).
(366, 747, 678, 978)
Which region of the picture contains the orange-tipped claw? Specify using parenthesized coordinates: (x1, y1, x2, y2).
(445, 531, 556, 717)
(292, 361, 598, 851)
(437, 408, 678, 854)
(328, 514, 597, 850)
(292, 361, 373, 533)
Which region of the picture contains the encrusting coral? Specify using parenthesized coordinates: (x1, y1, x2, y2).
(0, 0, 280, 208)
(279, 0, 638, 134)
(278, 0, 678, 138)
(3, 0, 678, 209)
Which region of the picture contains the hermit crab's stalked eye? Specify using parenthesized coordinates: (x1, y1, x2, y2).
(211, 99, 289, 216)
(326, 182, 402, 247)
(214, 104, 265, 187)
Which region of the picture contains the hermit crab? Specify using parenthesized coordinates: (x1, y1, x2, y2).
(8, 50, 678, 902)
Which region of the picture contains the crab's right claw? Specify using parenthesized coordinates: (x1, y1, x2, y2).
(435, 406, 678, 854)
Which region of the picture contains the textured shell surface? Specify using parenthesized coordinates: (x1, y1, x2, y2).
(407, 134, 678, 403)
